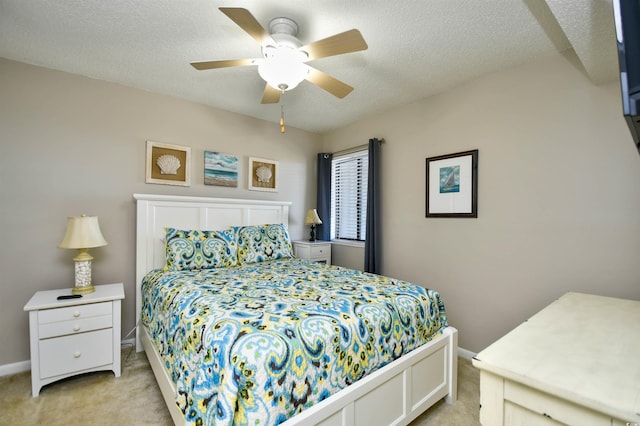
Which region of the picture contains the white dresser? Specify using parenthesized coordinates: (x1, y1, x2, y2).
(24, 283, 125, 397)
(472, 292, 640, 425)
(293, 240, 332, 265)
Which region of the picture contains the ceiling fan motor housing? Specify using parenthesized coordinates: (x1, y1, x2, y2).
(269, 17, 299, 36)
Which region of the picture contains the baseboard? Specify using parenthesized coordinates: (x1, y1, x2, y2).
(0, 339, 139, 378)
(458, 347, 476, 360)
(0, 359, 30, 377)
(1, 342, 477, 377)
(121, 338, 135, 349)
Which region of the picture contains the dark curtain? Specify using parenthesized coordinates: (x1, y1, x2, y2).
(316, 153, 332, 241)
(364, 138, 381, 274)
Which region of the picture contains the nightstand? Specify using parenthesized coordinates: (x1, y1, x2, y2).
(293, 240, 332, 265)
(23, 283, 125, 397)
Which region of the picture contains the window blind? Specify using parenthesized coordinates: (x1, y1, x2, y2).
(331, 149, 368, 241)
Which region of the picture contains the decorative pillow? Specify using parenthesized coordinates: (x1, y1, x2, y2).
(235, 223, 294, 265)
(164, 227, 237, 271)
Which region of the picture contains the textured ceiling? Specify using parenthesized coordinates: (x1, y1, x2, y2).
(0, 0, 620, 134)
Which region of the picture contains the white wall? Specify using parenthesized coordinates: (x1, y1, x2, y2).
(323, 51, 640, 353)
(0, 58, 321, 366)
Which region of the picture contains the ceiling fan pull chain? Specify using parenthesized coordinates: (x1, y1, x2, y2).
(280, 104, 285, 134)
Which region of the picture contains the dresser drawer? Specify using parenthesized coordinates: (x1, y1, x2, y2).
(39, 314, 112, 339)
(39, 328, 113, 379)
(504, 380, 612, 425)
(38, 302, 112, 324)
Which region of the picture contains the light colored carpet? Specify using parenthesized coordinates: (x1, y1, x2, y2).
(0, 346, 479, 425)
(411, 357, 481, 426)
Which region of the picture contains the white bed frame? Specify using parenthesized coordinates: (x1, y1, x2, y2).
(134, 193, 458, 426)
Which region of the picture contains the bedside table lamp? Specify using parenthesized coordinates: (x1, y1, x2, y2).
(58, 215, 108, 294)
(304, 209, 323, 242)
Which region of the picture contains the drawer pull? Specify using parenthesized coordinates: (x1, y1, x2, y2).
(73, 311, 80, 318)
(73, 325, 81, 332)
(73, 351, 81, 358)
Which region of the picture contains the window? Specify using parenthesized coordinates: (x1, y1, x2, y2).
(331, 149, 368, 241)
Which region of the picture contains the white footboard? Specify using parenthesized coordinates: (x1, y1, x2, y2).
(142, 326, 458, 426)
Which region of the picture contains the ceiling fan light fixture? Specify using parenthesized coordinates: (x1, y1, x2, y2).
(258, 45, 309, 92)
(192, 8, 368, 107)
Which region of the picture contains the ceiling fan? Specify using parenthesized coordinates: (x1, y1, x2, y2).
(191, 7, 368, 104)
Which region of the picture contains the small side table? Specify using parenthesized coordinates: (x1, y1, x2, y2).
(293, 240, 332, 265)
(24, 283, 125, 397)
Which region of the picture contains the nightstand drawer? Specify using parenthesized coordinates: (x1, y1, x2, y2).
(310, 246, 329, 257)
(39, 328, 113, 379)
(39, 314, 112, 339)
(38, 302, 112, 324)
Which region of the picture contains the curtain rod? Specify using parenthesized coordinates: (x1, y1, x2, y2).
(332, 139, 384, 156)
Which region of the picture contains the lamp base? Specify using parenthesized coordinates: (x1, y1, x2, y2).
(72, 285, 95, 295)
(73, 256, 95, 294)
(309, 224, 316, 242)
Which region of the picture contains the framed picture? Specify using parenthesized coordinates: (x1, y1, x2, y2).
(426, 149, 478, 218)
(248, 157, 278, 192)
(204, 151, 238, 187)
(146, 141, 191, 186)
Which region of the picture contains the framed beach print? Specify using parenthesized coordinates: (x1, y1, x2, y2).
(146, 141, 191, 186)
(204, 151, 238, 187)
(426, 149, 478, 218)
(248, 157, 278, 192)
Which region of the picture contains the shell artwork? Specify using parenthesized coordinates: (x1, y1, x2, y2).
(255, 165, 273, 183)
(156, 154, 181, 175)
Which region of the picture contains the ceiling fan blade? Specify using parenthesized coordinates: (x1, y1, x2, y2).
(219, 7, 275, 45)
(261, 84, 282, 104)
(190, 59, 257, 70)
(305, 66, 354, 98)
(302, 29, 368, 60)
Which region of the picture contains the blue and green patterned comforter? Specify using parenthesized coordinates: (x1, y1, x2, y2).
(141, 259, 448, 426)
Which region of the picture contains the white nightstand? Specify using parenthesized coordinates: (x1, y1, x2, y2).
(293, 240, 332, 265)
(23, 283, 125, 397)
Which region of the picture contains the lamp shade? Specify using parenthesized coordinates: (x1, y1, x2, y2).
(304, 209, 323, 225)
(59, 215, 108, 249)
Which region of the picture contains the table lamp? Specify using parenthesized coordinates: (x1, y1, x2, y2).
(58, 215, 108, 294)
(304, 209, 323, 242)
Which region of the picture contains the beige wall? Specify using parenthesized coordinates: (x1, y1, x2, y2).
(0, 58, 321, 366)
(3, 48, 640, 367)
(330, 243, 366, 271)
(323, 51, 640, 353)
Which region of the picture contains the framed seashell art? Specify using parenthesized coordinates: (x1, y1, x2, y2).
(248, 157, 278, 192)
(146, 141, 191, 186)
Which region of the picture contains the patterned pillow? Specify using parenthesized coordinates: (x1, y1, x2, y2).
(235, 223, 294, 265)
(164, 227, 237, 271)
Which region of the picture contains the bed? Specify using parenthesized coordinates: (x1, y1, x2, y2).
(134, 193, 458, 426)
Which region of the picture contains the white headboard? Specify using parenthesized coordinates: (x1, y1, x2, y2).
(133, 193, 292, 350)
